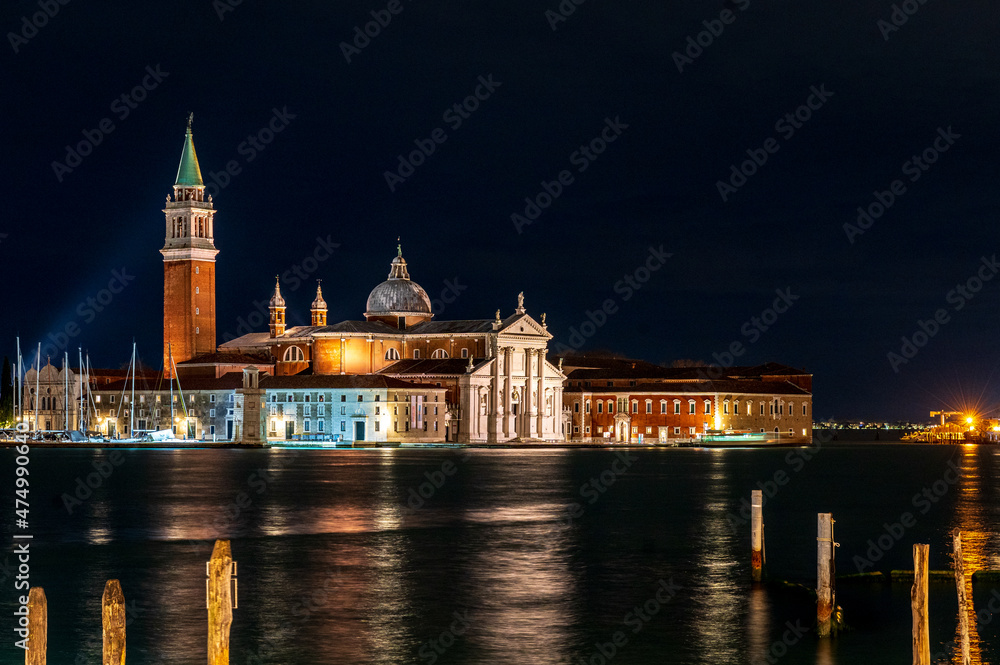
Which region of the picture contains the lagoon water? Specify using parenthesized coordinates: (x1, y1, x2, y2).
(3, 442, 999, 664)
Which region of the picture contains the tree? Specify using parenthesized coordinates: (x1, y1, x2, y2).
(0, 356, 13, 427)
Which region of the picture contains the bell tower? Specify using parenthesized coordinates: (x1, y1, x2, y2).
(161, 115, 218, 377)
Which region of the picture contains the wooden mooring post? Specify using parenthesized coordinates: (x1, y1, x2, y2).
(953, 533, 971, 665)
(751, 490, 765, 582)
(816, 513, 836, 637)
(208, 539, 234, 665)
(912, 543, 930, 665)
(102, 579, 126, 665)
(26, 587, 47, 665)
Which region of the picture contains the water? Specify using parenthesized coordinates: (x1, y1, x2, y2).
(3, 442, 998, 664)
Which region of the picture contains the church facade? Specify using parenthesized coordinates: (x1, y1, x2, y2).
(162, 121, 566, 443)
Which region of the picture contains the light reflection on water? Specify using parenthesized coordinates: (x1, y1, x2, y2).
(9, 443, 1000, 664)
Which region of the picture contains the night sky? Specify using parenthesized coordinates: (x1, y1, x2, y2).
(3, 0, 998, 421)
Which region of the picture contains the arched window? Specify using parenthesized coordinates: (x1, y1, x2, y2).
(283, 346, 304, 362)
(723, 400, 730, 414)
(385, 348, 400, 361)
(432, 349, 449, 359)
(704, 400, 711, 414)
(688, 400, 696, 415)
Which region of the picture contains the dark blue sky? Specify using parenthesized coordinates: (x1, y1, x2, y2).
(3, 0, 998, 421)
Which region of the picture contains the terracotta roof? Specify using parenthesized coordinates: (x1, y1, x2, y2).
(177, 352, 272, 366)
(378, 358, 472, 376)
(260, 374, 441, 390)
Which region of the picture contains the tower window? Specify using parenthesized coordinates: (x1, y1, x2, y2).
(195, 266, 200, 275)
(195, 327, 200, 334)
(195, 287, 200, 294)
(195, 308, 200, 315)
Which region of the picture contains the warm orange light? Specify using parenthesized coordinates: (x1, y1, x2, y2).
(966, 416, 974, 424)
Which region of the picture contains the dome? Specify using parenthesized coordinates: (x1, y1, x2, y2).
(364, 248, 432, 318)
(311, 283, 327, 310)
(269, 277, 285, 307)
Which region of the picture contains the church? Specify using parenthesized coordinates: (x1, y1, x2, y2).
(163, 119, 567, 443)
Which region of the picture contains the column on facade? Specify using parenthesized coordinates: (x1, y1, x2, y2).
(535, 351, 544, 438)
(524, 348, 534, 439)
(503, 347, 513, 438)
(488, 348, 499, 444)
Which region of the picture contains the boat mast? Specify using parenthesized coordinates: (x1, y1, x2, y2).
(64, 351, 69, 432)
(130, 341, 136, 436)
(78, 347, 83, 432)
(14, 337, 21, 425)
(169, 343, 174, 433)
(34, 343, 40, 431)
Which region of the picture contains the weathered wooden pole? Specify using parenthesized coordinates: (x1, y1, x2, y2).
(102, 579, 126, 665)
(26, 587, 47, 665)
(953, 533, 971, 665)
(816, 513, 835, 637)
(751, 490, 764, 582)
(912, 543, 930, 665)
(208, 540, 234, 665)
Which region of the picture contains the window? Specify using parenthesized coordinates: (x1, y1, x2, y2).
(357, 395, 363, 402)
(574, 402, 580, 413)
(645, 427, 652, 434)
(723, 400, 729, 414)
(423, 421, 428, 431)
(789, 428, 794, 435)
(340, 406, 346, 415)
(704, 400, 711, 415)
(340, 394, 346, 402)
(660, 400, 667, 414)
(375, 395, 380, 402)
(385, 348, 400, 361)
(434, 421, 439, 432)
(375, 420, 380, 432)
(304, 420, 311, 433)
(318, 404, 325, 415)
(585, 400, 591, 414)
(210, 425, 215, 435)
(271, 394, 277, 402)
(287, 394, 293, 402)
(760, 403, 765, 415)
(375, 406, 381, 416)
(432, 349, 449, 358)
(748, 402, 752, 416)
(631, 426, 637, 434)
(434, 406, 438, 415)
(96, 395, 101, 403)
(196, 327, 200, 334)
(210, 394, 216, 403)
(608, 400, 614, 413)
(304, 395, 311, 403)
(210, 409, 216, 417)
(304, 405, 311, 416)
(673, 400, 680, 414)
(689, 426, 696, 435)
(196, 287, 200, 294)
(319, 395, 325, 402)
(196, 307, 200, 315)
(673, 426, 680, 435)
(319, 420, 325, 432)
(631, 401, 638, 413)
(802, 403, 808, 416)
(283, 346, 304, 362)
(110, 395, 115, 404)
(645, 400, 652, 414)
(269, 405, 277, 416)
(195, 266, 200, 274)
(413, 349, 421, 359)
(585, 426, 591, 434)
(461, 348, 469, 358)
(597, 401, 603, 414)
(340, 421, 346, 432)
(688, 400, 695, 415)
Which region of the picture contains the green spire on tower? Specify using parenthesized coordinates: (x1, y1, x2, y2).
(174, 113, 204, 187)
